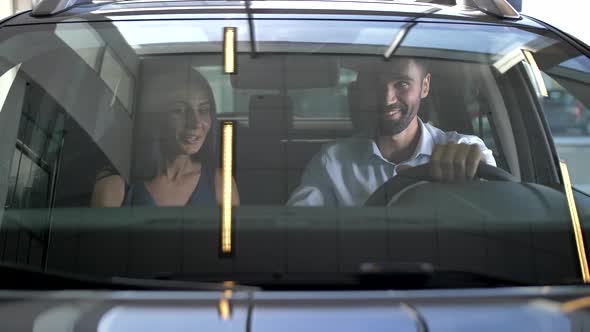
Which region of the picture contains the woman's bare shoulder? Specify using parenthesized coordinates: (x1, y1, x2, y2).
(91, 174, 126, 207)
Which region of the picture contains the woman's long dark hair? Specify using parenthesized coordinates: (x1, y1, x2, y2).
(132, 71, 218, 181)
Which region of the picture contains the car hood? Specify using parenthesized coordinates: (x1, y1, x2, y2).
(1, 286, 590, 331)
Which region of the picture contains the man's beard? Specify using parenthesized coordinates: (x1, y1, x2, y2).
(377, 102, 415, 136)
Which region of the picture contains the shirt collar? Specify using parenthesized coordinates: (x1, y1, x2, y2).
(412, 118, 435, 158)
(364, 118, 435, 163)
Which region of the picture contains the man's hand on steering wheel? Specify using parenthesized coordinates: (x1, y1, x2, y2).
(428, 143, 483, 182)
(365, 147, 514, 206)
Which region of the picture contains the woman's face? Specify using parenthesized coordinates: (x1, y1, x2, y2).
(164, 90, 212, 156)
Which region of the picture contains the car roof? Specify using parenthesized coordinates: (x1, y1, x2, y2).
(5, 0, 543, 28)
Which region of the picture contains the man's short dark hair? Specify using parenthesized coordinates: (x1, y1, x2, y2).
(409, 57, 430, 78)
(378, 56, 430, 78)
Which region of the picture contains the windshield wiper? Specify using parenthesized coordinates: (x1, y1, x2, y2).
(0, 262, 259, 291)
(358, 262, 526, 289)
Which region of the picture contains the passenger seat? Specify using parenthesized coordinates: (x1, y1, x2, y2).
(235, 95, 292, 205)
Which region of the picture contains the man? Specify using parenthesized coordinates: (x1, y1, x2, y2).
(287, 57, 496, 206)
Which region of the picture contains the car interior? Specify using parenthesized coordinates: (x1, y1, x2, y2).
(47, 54, 522, 207)
(4, 20, 584, 208)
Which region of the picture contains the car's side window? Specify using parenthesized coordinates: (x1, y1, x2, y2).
(200, 64, 357, 123)
(541, 72, 589, 136)
(198, 65, 275, 115)
(538, 57, 590, 193)
(289, 68, 357, 120)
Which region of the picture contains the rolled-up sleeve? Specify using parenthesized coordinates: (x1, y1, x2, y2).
(287, 152, 337, 207)
(456, 135, 497, 167)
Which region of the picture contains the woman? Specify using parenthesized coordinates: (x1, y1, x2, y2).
(91, 72, 239, 207)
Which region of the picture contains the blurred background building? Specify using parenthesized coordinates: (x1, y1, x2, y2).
(0, 0, 31, 19)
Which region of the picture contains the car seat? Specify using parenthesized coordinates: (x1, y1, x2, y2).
(235, 94, 292, 205)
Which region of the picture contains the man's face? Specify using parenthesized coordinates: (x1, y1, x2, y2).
(375, 59, 430, 136)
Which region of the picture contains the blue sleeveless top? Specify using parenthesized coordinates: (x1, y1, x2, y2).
(122, 166, 216, 206)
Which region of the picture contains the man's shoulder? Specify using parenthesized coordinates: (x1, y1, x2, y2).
(315, 136, 371, 162)
(423, 122, 486, 145)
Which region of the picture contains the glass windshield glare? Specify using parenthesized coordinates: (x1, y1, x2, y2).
(0, 17, 589, 288)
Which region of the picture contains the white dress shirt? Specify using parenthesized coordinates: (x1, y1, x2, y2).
(287, 120, 496, 207)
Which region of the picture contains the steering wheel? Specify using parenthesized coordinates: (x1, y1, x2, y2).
(364, 163, 518, 206)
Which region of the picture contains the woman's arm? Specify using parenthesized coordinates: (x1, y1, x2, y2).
(214, 169, 240, 206)
(90, 173, 126, 207)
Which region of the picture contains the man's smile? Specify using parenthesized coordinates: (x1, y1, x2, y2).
(382, 104, 404, 120)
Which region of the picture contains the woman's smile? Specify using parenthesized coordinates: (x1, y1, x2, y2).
(180, 132, 204, 146)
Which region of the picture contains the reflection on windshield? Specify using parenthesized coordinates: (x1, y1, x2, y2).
(0, 17, 588, 287)
(113, 20, 250, 47)
(98, 306, 239, 332)
(561, 55, 590, 73)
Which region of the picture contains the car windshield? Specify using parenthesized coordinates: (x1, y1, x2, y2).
(1, 11, 590, 288)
